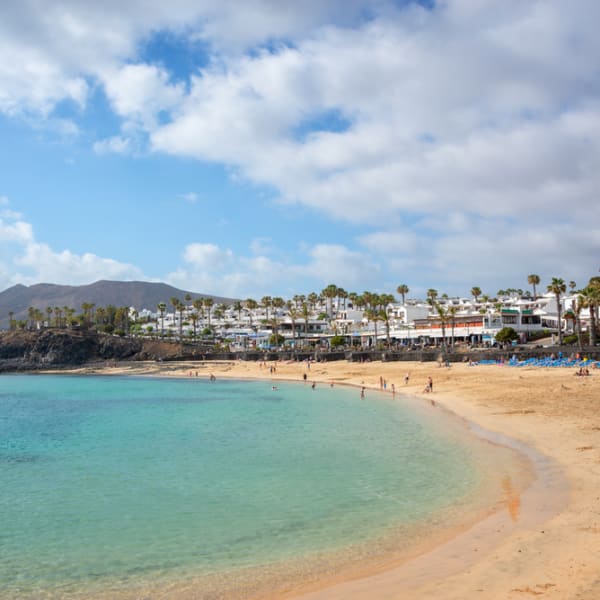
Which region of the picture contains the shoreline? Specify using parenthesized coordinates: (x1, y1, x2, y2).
(37, 359, 600, 598)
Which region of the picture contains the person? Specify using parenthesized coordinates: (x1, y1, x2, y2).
(404, 373, 410, 385)
(391, 383, 396, 396)
(311, 381, 316, 389)
(427, 376, 433, 392)
(360, 387, 365, 399)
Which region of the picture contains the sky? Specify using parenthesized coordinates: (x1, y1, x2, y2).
(1, 0, 599, 301)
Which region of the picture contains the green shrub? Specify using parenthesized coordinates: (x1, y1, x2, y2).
(330, 335, 346, 349)
(495, 327, 519, 343)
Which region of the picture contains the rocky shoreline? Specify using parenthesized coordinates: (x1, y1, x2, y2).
(1, 329, 599, 373)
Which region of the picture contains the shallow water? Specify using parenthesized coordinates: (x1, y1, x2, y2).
(0, 375, 526, 598)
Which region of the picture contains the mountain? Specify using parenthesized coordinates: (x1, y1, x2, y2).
(0, 280, 236, 329)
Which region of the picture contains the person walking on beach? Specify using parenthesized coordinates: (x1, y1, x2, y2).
(404, 373, 410, 385)
(427, 376, 433, 392)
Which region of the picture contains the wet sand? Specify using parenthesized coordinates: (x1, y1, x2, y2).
(56, 358, 600, 599)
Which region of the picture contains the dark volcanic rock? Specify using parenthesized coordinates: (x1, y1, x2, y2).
(0, 329, 201, 371)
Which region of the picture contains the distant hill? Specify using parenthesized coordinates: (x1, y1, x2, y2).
(0, 280, 236, 329)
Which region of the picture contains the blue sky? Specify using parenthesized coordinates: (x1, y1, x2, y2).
(1, 1, 599, 301)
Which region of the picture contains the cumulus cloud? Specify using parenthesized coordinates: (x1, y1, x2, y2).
(93, 135, 132, 155)
(166, 240, 383, 298)
(0, 199, 144, 289)
(2, 1, 600, 295)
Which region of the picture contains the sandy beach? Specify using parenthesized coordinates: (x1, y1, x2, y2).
(62, 357, 600, 599)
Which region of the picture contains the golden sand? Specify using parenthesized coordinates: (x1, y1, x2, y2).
(58, 358, 600, 599)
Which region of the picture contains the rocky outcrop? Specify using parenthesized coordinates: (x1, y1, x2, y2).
(0, 329, 158, 371)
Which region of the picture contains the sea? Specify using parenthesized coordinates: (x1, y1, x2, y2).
(0, 374, 529, 599)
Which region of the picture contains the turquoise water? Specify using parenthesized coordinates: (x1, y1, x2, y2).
(0, 375, 507, 598)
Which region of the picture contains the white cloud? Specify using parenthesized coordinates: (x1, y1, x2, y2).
(101, 63, 185, 131)
(0, 201, 144, 289)
(166, 240, 383, 298)
(14, 242, 144, 284)
(179, 192, 199, 204)
(0, 218, 33, 243)
(2, 2, 600, 295)
(93, 135, 131, 155)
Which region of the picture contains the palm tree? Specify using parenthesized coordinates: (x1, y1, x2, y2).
(379, 293, 395, 347)
(189, 310, 199, 339)
(434, 302, 448, 349)
(192, 299, 204, 330)
(301, 301, 311, 344)
(157, 302, 167, 338)
(260, 296, 272, 322)
(80, 302, 95, 329)
(579, 279, 600, 346)
(244, 298, 258, 328)
(233, 301, 243, 325)
(170, 297, 184, 337)
(272, 297, 286, 314)
(348, 292, 359, 309)
(547, 277, 566, 345)
(203, 297, 214, 329)
(527, 274, 540, 301)
(307, 292, 319, 312)
(572, 294, 585, 350)
(448, 305, 459, 348)
(396, 284, 409, 305)
(471, 287, 482, 304)
(321, 284, 339, 316)
(286, 301, 299, 344)
(426, 289, 438, 305)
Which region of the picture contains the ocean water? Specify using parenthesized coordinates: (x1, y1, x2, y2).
(0, 375, 523, 598)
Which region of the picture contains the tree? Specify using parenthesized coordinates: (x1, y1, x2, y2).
(301, 301, 310, 344)
(244, 298, 258, 328)
(157, 302, 167, 338)
(189, 310, 199, 339)
(233, 301, 243, 324)
(426, 289, 438, 305)
(547, 277, 566, 345)
(471, 287, 482, 304)
(203, 297, 214, 329)
(321, 284, 339, 316)
(261, 296, 272, 322)
(434, 302, 448, 349)
(579, 279, 600, 346)
(396, 284, 409, 305)
(379, 293, 395, 347)
(572, 294, 585, 350)
(447, 305, 459, 348)
(527, 274, 540, 300)
(287, 304, 299, 343)
(495, 327, 519, 344)
(80, 303, 95, 329)
(192, 299, 204, 332)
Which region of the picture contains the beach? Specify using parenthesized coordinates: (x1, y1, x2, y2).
(56, 358, 600, 599)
